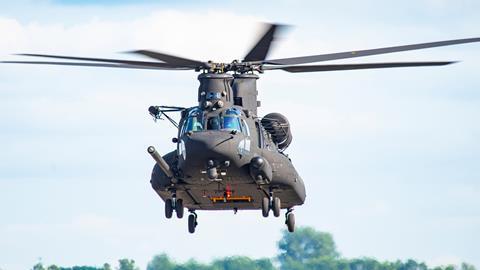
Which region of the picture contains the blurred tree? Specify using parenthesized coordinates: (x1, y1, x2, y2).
(177, 259, 211, 270)
(461, 263, 477, 270)
(27, 226, 479, 270)
(33, 263, 46, 270)
(211, 256, 275, 270)
(278, 226, 339, 270)
(117, 259, 138, 270)
(147, 254, 175, 270)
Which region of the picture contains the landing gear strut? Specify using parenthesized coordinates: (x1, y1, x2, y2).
(188, 210, 198, 234)
(262, 190, 281, 218)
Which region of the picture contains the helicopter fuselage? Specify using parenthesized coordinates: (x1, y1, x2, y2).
(149, 73, 306, 212)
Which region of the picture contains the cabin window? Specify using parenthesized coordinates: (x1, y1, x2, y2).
(241, 119, 250, 136)
(255, 121, 263, 148)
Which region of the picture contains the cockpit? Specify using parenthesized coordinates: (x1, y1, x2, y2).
(181, 107, 244, 135)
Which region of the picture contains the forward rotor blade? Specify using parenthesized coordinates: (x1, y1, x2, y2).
(262, 61, 456, 73)
(128, 50, 206, 68)
(16, 53, 187, 68)
(265, 37, 480, 65)
(1, 61, 190, 70)
(243, 23, 288, 62)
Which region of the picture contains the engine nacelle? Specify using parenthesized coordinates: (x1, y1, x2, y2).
(261, 112, 292, 151)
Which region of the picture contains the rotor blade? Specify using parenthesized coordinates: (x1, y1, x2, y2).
(128, 50, 206, 68)
(16, 53, 189, 68)
(264, 37, 480, 65)
(262, 61, 457, 73)
(1, 61, 190, 70)
(15, 53, 187, 68)
(243, 23, 289, 62)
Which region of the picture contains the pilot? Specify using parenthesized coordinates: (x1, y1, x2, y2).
(207, 117, 220, 130)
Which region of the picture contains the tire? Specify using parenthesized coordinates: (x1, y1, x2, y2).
(286, 213, 295, 233)
(272, 197, 281, 217)
(262, 197, 270, 217)
(188, 214, 196, 234)
(176, 199, 184, 219)
(165, 199, 173, 219)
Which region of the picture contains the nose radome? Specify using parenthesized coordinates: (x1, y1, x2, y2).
(182, 131, 241, 165)
(187, 131, 235, 151)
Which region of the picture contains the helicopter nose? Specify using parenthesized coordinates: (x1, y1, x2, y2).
(183, 131, 237, 162)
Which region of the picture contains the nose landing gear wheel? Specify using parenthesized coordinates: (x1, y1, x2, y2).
(285, 211, 295, 233)
(165, 198, 173, 219)
(188, 212, 198, 234)
(175, 199, 184, 219)
(262, 197, 270, 217)
(272, 197, 281, 217)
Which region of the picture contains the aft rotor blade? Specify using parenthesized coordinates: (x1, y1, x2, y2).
(16, 53, 187, 68)
(262, 61, 457, 73)
(128, 50, 206, 68)
(1, 61, 190, 70)
(265, 37, 480, 65)
(243, 23, 288, 62)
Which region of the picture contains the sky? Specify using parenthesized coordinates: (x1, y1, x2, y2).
(1, 0, 479, 269)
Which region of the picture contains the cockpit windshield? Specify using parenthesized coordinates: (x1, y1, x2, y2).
(222, 108, 242, 132)
(182, 107, 244, 134)
(184, 109, 203, 133)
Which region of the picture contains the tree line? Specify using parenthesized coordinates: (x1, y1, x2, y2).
(30, 227, 476, 270)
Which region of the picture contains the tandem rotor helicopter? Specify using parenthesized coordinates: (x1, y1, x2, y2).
(3, 24, 480, 233)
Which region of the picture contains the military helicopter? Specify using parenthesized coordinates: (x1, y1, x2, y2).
(3, 24, 480, 234)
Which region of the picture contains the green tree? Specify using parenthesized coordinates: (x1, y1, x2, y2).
(47, 265, 60, 270)
(103, 263, 112, 270)
(117, 259, 138, 270)
(33, 263, 46, 270)
(278, 226, 339, 270)
(147, 254, 175, 270)
(461, 263, 477, 270)
(212, 256, 274, 270)
(177, 259, 211, 270)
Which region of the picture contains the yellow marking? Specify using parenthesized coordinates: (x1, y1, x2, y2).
(211, 196, 252, 203)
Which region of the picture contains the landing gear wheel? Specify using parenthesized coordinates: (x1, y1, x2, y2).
(175, 199, 184, 219)
(188, 213, 197, 234)
(165, 199, 173, 219)
(286, 212, 295, 233)
(262, 197, 270, 217)
(272, 197, 281, 217)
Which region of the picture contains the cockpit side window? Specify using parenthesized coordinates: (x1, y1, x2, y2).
(222, 108, 242, 132)
(183, 109, 204, 134)
(241, 119, 250, 136)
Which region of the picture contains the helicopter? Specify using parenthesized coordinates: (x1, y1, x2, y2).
(3, 24, 480, 234)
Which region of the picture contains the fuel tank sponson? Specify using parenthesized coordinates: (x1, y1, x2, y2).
(249, 156, 273, 184)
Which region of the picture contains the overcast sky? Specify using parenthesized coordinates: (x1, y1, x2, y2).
(1, 1, 479, 270)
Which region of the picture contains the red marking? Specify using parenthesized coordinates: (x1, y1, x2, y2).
(225, 185, 232, 198)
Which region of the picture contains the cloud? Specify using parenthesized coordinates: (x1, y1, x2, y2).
(0, 10, 263, 60)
